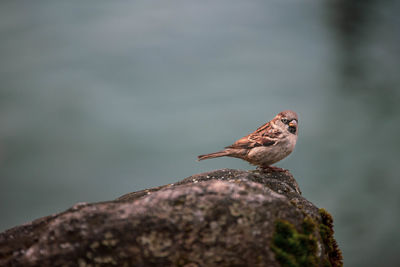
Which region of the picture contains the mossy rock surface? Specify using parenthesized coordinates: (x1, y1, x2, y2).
(0, 168, 342, 266)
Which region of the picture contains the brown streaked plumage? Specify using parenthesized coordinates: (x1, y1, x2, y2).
(198, 110, 298, 169)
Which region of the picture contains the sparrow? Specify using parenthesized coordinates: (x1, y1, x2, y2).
(198, 110, 298, 170)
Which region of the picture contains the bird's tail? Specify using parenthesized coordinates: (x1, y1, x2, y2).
(197, 150, 229, 161)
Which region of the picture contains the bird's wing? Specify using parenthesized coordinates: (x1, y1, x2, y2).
(226, 122, 281, 149)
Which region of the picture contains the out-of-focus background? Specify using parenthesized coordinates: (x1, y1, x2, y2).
(1, 1, 399, 266)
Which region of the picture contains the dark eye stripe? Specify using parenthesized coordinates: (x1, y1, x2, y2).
(282, 118, 298, 124)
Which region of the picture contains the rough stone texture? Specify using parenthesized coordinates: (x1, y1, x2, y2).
(0, 169, 342, 267)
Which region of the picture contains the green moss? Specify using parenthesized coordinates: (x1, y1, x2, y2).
(302, 217, 316, 235)
(318, 209, 343, 267)
(271, 219, 318, 267)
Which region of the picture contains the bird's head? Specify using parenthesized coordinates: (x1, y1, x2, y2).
(275, 110, 298, 135)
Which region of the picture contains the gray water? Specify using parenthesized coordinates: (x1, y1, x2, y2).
(1, 1, 400, 266)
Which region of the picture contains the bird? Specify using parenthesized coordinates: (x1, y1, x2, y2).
(198, 110, 298, 171)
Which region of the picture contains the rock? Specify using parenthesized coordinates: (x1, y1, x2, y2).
(0, 169, 342, 267)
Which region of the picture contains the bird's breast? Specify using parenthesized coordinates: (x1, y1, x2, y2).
(246, 135, 297, 166)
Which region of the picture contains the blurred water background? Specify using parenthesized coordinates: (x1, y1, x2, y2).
(1, 1, 399, 266)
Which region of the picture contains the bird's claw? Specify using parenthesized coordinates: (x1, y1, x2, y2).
(256, 166, 287, 173)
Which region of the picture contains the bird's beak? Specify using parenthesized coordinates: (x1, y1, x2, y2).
(288, 120, 297, 127)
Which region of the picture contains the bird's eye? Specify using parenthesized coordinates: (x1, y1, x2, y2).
(281, 118, 288, 124)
